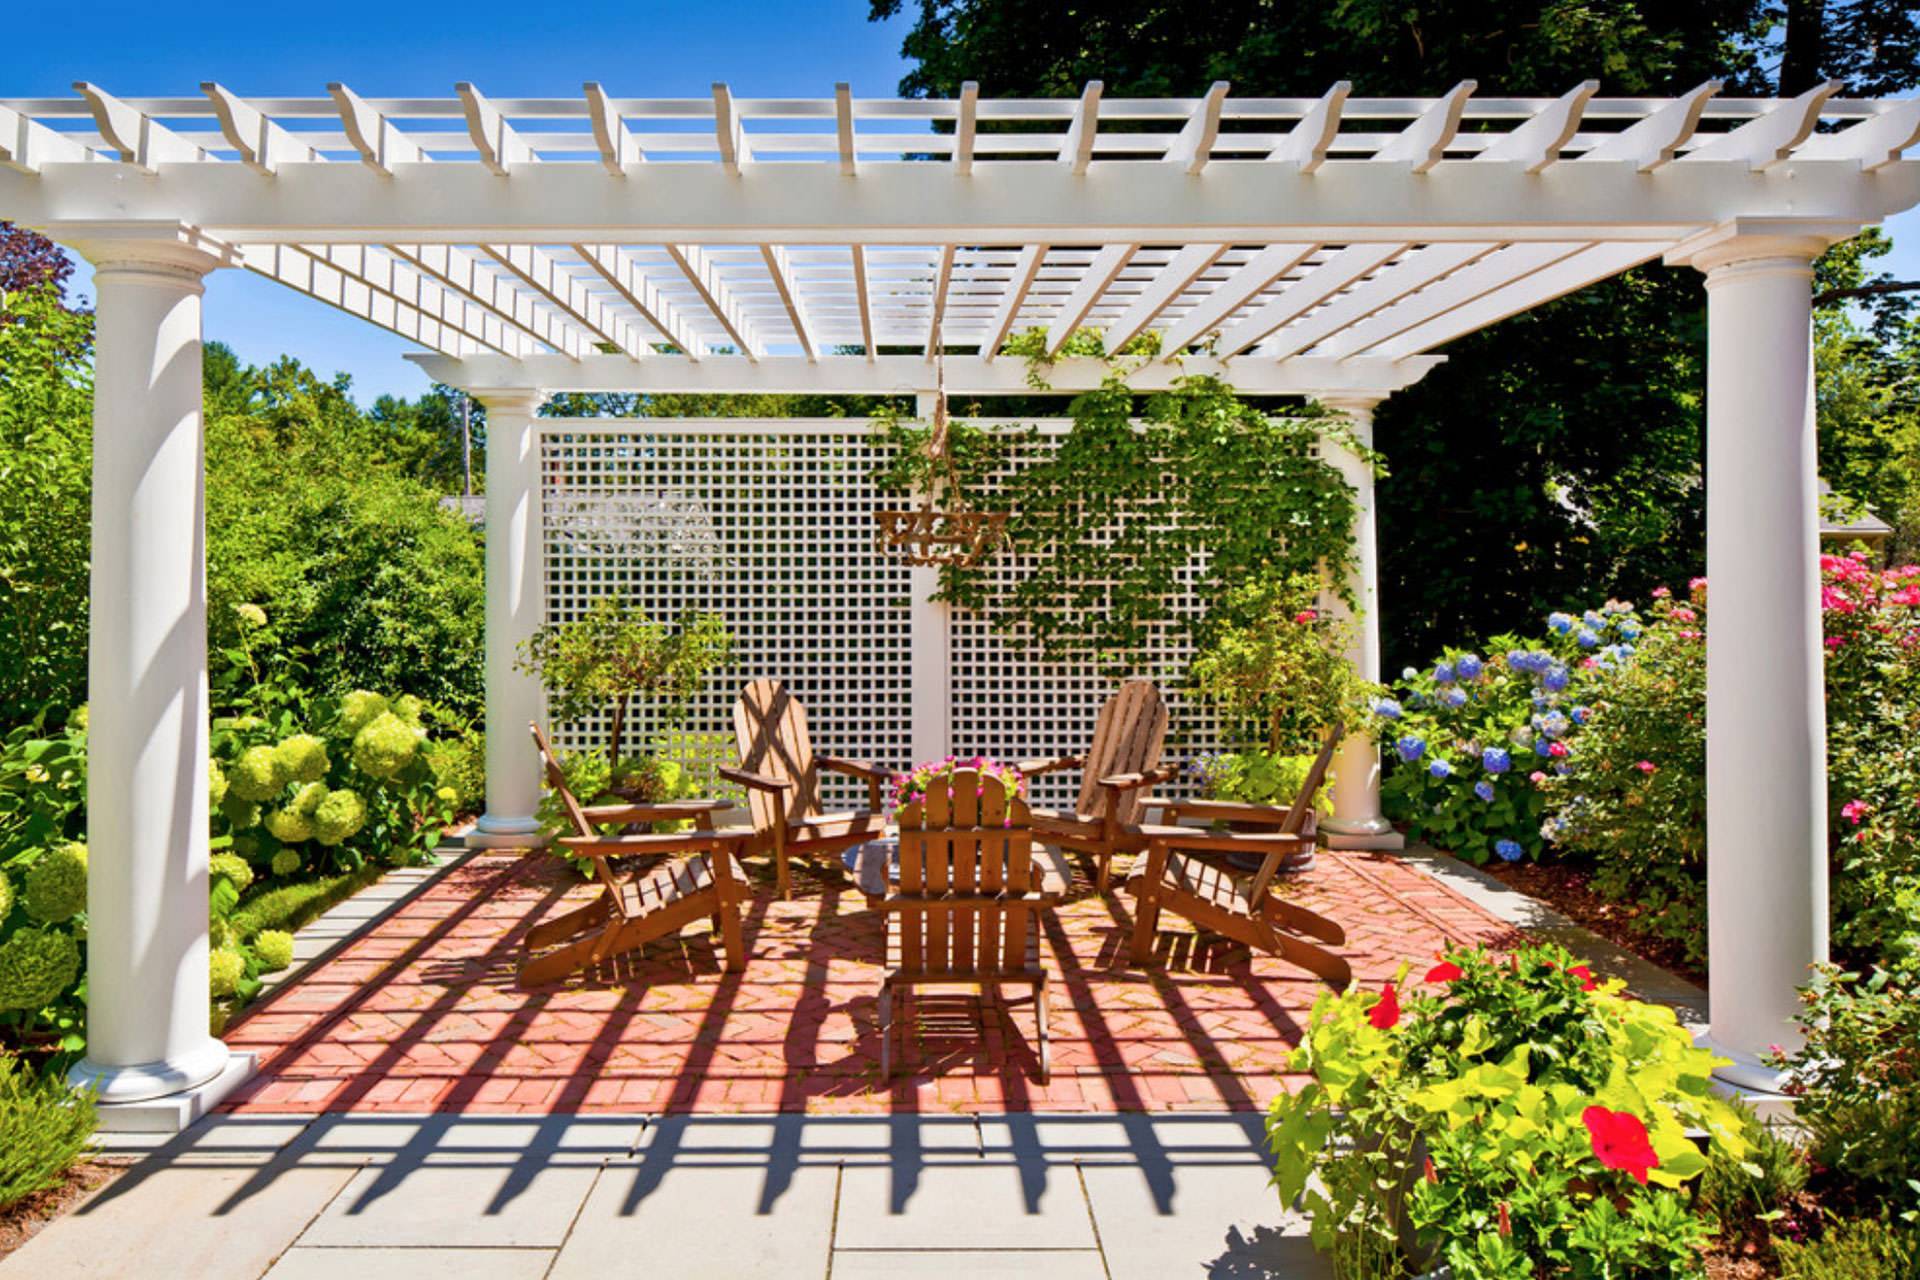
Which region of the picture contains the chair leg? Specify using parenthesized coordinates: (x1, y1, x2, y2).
(719, 902, 746, 973)
(1094, 849, 1113, 894)
(1036, 980, 1051, 1084)
(774, 829, 792, 900)
(1129, 891, 1161, 964)
(878, 986, 893, 1078)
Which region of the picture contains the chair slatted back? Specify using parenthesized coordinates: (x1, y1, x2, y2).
(896, 770, 1035, 979)
(1246, 721, 1345, 911)
(732, 679, 824, 831)
(1073, 679, 1169, 823)
(529, 722, 626, 906)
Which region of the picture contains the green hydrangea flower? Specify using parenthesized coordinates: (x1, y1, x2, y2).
(0, 870, 13, 922)
(313, 790, 369, 846)
(229, 745, 287, 802)
(209, 852, 254, 893)
(352, 712, 420, 780)
(208, 948, 246, 998)
(24, 843, 87, 924)
(270, 848, 302, 877)
(235, 603, 268, 629)
(66, 704, 88, 735)
(219, 792, 261, 830)
(338, 690, 389, 737)
(273, 735, 330, 786)
(0, 927, 81, 1011)
(290, 782, 329, 818)
(210, 918, 236, 950)
(264, 807, 315, 844)
(210, 759, 228, 808)
(252, 930, 294, 973)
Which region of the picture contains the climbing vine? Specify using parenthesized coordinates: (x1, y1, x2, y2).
(872, 330, 1375, 675)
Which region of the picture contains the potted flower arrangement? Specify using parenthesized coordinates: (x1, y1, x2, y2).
(1268, 942, 1749, 1279)
(892, 755, 1027, 817)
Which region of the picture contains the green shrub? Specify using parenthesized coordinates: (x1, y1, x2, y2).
(22, 842, 85, 924)
(423, 729, 484, 813)
(1268, 943, 1746, 1279)
(0, 1051, 96, 1213)
(1775, 1217, 1920, 1280)
(1188, 750, 1331, 816)
(1696, 1096, 1808, 1238)
(252, 930, 294, 973)
(535, 748, 699, 876)
(1775, 960, 1920, 1208)
(0, 928, 81, 1014)
(1190, 570, 1373, 755)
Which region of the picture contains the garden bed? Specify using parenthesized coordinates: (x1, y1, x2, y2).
(1480, 856, 1707, 987)
(0, 1157, 131, 1262)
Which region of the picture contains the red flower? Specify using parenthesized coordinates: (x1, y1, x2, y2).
(1568, 964, 1598, 991)
(1293, 610, 1318, 624)
(1425, 961, 1464, 984)
(1582, 1106, 1658, 1184)
(1368, 983, 1401, 1030)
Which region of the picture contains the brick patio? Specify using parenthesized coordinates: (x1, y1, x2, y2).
(218, 847, 1521, 1117)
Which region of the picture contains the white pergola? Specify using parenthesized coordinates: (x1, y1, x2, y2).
(4, 77, 1917, 1120)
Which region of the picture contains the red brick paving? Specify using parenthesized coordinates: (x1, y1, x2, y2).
(218, 847, 1523, 1117)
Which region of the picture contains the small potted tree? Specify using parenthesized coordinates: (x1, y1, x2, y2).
(516, 598, 733, 805)
(1188, 569, 1376, 863)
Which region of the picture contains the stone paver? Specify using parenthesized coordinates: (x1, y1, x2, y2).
(218, 845, 1519, 1117)
(261, 1248, 554, 1280)
(551, 1162, 837, 1276)
(832, 1250, 1111, 1277)
(298, 1163, 602, 1248)
(1082, 1160, 1335, 1280)
(833, 1162, 1099, 1250)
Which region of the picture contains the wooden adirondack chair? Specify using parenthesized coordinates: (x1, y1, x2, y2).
(721, 679, 892, 898)
(879, 768, 1054, 1081)
(521, 723, 751, 986)
(1122, 723, 1351, 990)
(1020, 679, 1176, 892)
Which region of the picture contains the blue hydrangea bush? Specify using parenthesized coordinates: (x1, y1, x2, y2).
(1372, 604, 1643, 865)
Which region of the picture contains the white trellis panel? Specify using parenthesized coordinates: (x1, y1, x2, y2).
(540, 419, 917, 808)
(945, 423, 1220, 810)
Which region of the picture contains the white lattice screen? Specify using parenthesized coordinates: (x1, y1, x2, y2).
(539, 417, 1254, 810)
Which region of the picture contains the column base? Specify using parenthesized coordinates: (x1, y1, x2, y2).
(89, 1050, 257, 1137)
(467, 812, 550, 850)
(1322, 818, 1405, 851)
(69, 1037, 236, 1106)
(1696, 1033, 1793, 1094)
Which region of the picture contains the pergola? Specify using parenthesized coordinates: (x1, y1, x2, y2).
(4, 77, 1918, 1121)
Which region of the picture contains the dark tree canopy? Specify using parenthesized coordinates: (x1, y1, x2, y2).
(0, 222, 76, 302)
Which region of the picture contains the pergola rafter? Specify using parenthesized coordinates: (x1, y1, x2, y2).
(5, 78, 1919, 1125)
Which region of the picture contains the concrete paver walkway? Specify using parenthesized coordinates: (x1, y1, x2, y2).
(2, 1113, 1333, 1279)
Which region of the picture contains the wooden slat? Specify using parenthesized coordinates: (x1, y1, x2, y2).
(388, 242, 588, 358)
(1045, 243, 1136, 356)
(575, 244, 702, 358)
(977, 244, 1047, 361)
(202, 83, 316, 174)
(1248, 242, 1492, 360)
(925, 784, 951, 973)
(0, 103, 95, 172)
(1316, 241, 1587, 357)
(1155, 243, 1319, 353)
(712, 82, 751, 174)
(1061, 82, 1103, 174)
(485, 243, 642, 356)
(1100, 243, 1227, 354)
(1794, 99, 1920, 171)
(850, 244, 877, 360)
(665, 243, 760, 360)
(1164, 82, 1228, 174)
(1476, 81, 1596, 172)
(835, 82, 857, 176)
(1270, 82, 1349, 172)
(584, 82, 643, 174)
(1579, 80, 1718, 171)
(954, 81, 978, 176)
(328, 82, 426, 175)
(1372, 80, 1475, 172)
(762, 244, 819, 360)
(1372, 241, 1658, 357)
(74, 82, 203, 171)
(926, 244, 955, 356)
(954, 771, 983, 974)
(1682, 79, 1839, 170)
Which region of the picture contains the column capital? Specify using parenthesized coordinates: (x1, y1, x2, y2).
(56, 221, 240, 280)
(471, 388, 547, 415)
(1664, 217, 1865, 275)
(1314, 391, 1390, 418)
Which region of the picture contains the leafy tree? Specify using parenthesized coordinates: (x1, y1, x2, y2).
(0, 222, 76, 301)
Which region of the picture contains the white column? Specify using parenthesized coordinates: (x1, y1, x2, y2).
(1682, 227, 1837, 1087)
(1316, 393, 1401, 850)
(472, 389, 549, 845)
(909, 392, 952, 764)
(67, 233, 233, 1103)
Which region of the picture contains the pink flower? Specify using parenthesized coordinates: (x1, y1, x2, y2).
(1841, 799, 1869, 825)
(1293, 610, 1318, 624)
(1548, 742, 1570, 758)
(1689, 577, 1708, 592)
(1826, 637, 1845, 649)
(1368, 982, 1401, 1030)
(1583, 1106, 1659, 1184)
(1650, 586, 1671, 600)
(1671, 607, 1697, 623)
(1529, 770, 1547, 784)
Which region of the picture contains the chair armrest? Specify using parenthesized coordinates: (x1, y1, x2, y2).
(580, 798, 735, 825)
(817, 754, 894, 784)
(1016, 754, 1086, 777)
(718, 765, 795, 793)
(1125, 822, 1309, 854)
(1156, 798, 1306, 828)
(1096, 764, 1182, 793)
(558, 827, 750, 857)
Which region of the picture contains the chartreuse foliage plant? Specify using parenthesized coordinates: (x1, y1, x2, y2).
(1268, 943, 1747, 1280)
(533, 748, 702, 878)
(0, 706, 88, 1052)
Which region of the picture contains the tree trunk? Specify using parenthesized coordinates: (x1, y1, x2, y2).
(1779, 0, 1826, 95)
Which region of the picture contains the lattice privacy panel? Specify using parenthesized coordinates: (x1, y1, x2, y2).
(540, 416, 1316, 812)
(541, 421, 916, 809)
(946, 422, 1220, 811)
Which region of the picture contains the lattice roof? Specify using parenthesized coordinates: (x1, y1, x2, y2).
(4, 79, 1918, 392)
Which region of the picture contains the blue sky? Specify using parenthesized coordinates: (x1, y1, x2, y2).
(19, 4, 1920, 404)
